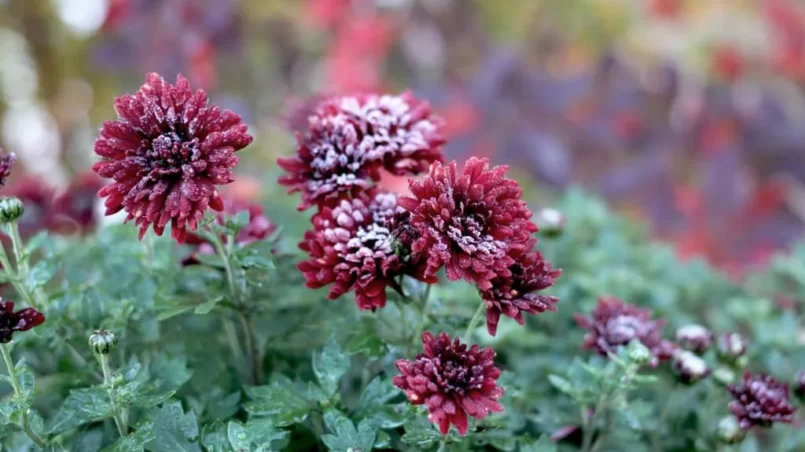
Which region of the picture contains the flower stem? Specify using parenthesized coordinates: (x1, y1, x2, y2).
(206, 229, 263, 385)
(6, 223, 46, 309)
(1, 344, 47, 449)
(96, 353, 127, 437)
(463, 301, 486, 343)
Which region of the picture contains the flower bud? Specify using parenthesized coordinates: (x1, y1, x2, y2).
(627, 341, 653, 366)
(795, 371, 805, 401)
(89, 329, 118, 355)
(0, 197, 24, 224)
(672, 350, 710, 384)
(537, 208, 565, 238)
(676, 324, 712, 354)
(717, 333, 748, 366)
(717, 416, 746, 445)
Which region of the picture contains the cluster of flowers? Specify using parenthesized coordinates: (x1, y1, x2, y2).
(574, 297, 800, 440)
(278, 92, 561, 434)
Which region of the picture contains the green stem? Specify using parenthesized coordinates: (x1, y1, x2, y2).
(652, 386, 677, 452)
(463, 301, 487, 343)
(97, 353, 127, 437)
(1, 344, 46, 449)
(206, 229, 263, 385)
(6, 223, 46, 309)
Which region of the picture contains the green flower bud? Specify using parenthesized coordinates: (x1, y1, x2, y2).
(0, 197, 24, 224)
(626, 341, 652, 366)
(89, 329, 118, 355)
(110, 373, 125, 388)
(717, 416, 746, 445)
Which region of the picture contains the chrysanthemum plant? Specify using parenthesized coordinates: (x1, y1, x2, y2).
(0, 73, 801, 451)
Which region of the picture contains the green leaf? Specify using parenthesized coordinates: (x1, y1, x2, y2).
(356, 377, 399, 413)
(200, 421, 230, 452)
(145, 400, 201, 452)
(547, 375, 573, 395)
(236, 242, 276, 271)
(151, 353, 193, 391)
(321, 410, 375, 452)
(25, 259, 57, 291)
(16, 365, 34, 399)
(244, 377, 312, 427)
(521, 435, 558, 452)
(193, 296, 223, 315)
(228, 419, 288, 452)
(102, 422, 157, 452)
(312, 337, 350, 396)
(23, 230, 49, 259)
(401, 418, 442, 448)
(49, 387, 113, 434)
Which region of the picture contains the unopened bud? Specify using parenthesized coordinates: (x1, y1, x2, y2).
(89, 329, 118, 355)
(676, 324, 712, 354)
(717, 416, 746, 445)
(717, 333, 748, 367)
(627, 341, 652, 365)
(672, 350, 710, 384)
(0, 197, 24, 224)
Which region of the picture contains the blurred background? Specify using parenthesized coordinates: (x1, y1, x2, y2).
(1, 0, 805, 278)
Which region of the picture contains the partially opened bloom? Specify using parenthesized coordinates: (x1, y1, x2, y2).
(393, 332, 504, 435)
(574, 297, 675, 366)
(399, 157, 537, 290)
(676, 324, 713, 354)
(184, 197, 276, 265)
(93, 73, 252, 243)
(297, 190, 433, 310)
(480, 245, 561, 336)
(728, 372, 796, 429)
(278, 92, 444, 210)
(0, 299, 45, 343)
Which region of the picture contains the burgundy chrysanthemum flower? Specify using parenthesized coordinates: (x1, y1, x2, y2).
(0, 149, 15, 187)
(398, 157, 537, 290)
(480, 245, 561, 336)
(93, 72, 253, 243)
(183, 197, 276, 265)
(393, 332, 504, 435)
(0, 299, 45, 343)
(278, 92, 444, 211)
(574, 297, 675, 366)
(297, 190, 434, 311)
(51, 173, 105, 234)
(728, 372, 797, 430)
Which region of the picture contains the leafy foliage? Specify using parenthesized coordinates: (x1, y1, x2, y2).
(0, 187, 801, 451)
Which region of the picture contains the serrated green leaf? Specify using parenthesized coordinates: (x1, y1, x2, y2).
(151, 354, 193, 391)
(244, 377, 312, 427)
(145, 400, 201, 452)
(193, 296, 223, 315)
(401, 418, 442, 448)
(23, 230, 49, 259)
(102, 422, 157, 452)
(356, 377, 399, 413)
(320, 410, 376, 452)
(521, 435, 558, 452)
(49, 387, 113, 434)
(200, 421, 230, 452)
(313, 337, 350, 396)
(16, 365, 34, 399)
(227, 418, 287, 452)
(25, 259, 57, 291)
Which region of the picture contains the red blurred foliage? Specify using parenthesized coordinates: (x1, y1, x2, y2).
(712, 46, 744, 82)
(649, 0, 683, 20)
